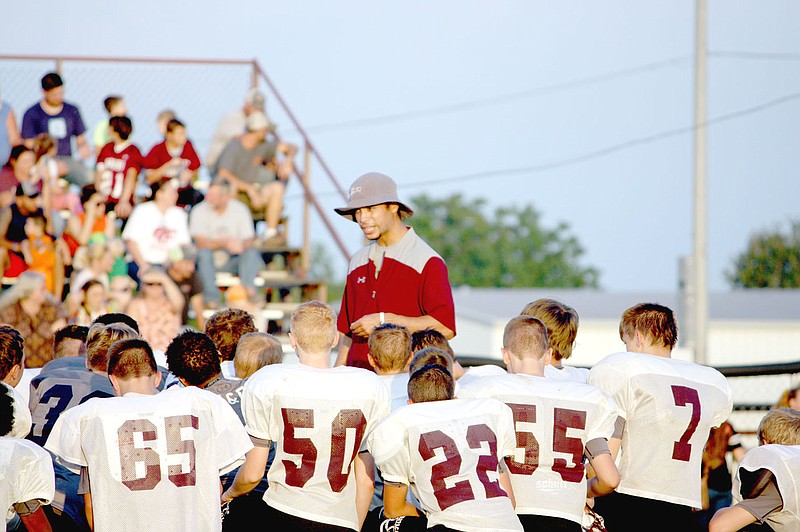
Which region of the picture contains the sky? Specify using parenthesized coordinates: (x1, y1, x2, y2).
(2, 1, 799, 292)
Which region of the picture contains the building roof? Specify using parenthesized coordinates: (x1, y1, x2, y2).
(452, 287, 800, 323)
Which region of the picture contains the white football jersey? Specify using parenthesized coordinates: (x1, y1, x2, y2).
(733, 444, 800, 531)
(460, 373, 617, 524)
(589, 352, 732, 507)
(543, 364, 590, 384)
(1, 438, 54, 524)
(369, 398, 523, 532)
(45, 386, 252, 532)
(2, 382, 31, 439)
(378, 373, 410, 412)
(241, 364, 390, 530)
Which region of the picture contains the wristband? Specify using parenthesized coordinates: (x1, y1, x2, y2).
(379, 312, 385, 324)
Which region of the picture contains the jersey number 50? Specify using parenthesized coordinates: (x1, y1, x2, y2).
(118, 415, 199, 491)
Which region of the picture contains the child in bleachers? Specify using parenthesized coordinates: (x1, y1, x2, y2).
(20, 212, 68, 297)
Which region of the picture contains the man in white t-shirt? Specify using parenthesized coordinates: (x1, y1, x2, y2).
(189, 178, 264, 307)
(46, 338, 252, 532)
(589, 303, 733, 531)
(709, 408, 800, 532)
(223, 301, 390, 531)
(368, 362, 523, 531)
(459, 315, 619, 531)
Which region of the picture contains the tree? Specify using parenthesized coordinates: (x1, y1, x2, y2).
(728, 222, 800, 288)
(408, 193, 599, 288)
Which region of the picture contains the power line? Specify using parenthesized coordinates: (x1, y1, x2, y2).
(710, 50, 800, 61)
(286, 88, 800, 200)
(282, 56, 690, 135)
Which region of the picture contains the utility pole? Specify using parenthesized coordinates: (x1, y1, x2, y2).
(693, 0, 708, 364)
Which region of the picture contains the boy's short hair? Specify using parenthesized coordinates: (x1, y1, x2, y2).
(408, 347, 453, 375)
(368, 324, 412, 373)
(107, 339, 157, 380)
(619, 303, 678, 350)
(758, 408, 800, 445)
(520, 299, 578, 361)
(41, 72, 63, 91)
(408, 364, 454, 403)
(86, 323, 139, 373)
(411, 329, 455, 360)
(0, 326, 24, 381)
(233, 332, 282, 379)
(92, 313, 140, 334)
(165, 330, 221, 386)
(290, 301, 337, 354)
(53, 325, 89, 359)
(205, 309, 257, 362)
(0, 385, 14, 437)
(503, 315, 549, 360)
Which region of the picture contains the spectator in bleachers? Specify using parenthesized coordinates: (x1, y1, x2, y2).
(62, 189, 117, 257)
(214, 111, 297, 246)
(0, 147, 45, 279)
(71, 279, 110, 326)
(92, 95, 127, 153)
(190, 177, 264, 308)
(155, 108, 176, 137)
(125, 267, 183, 352)
(206, 88, 265, 171)
(165, 243, 205, 329)
(94, 115, 142, 220)
(122, 179, 191, 282)
(69, 241, 115, 294)
(0, 87, 22, 166)
(21, 72, 91, 186)
(107, 274, 136, 314)
(144, 118, 203, 208)
(20, 211, 68, 297)
(0, 271, 67, 368)
(775, 385, 800, 410)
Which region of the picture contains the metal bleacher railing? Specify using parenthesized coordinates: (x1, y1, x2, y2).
(0, 54, 353, 275)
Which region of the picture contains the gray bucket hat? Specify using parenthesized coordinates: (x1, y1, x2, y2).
(334, 172, 414, 221)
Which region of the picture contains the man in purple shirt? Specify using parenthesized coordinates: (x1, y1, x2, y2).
(21, 72, 91, 185)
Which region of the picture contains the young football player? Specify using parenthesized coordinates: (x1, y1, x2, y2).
(709, 408, 800, 532)
(459, 315, 619, 531)
(588, 303, 733, 531)
(0, 325, 32, 439)
(223, 301, 390, 531)
(369, 363, 523, 531)
(232, 332, 283, 380)
(28, 322, 137, 530)
(46, 338, 252, 532)
(520, 298, 589, 383)
(368, 323, 414, 411)
(1, 384, 55, 532)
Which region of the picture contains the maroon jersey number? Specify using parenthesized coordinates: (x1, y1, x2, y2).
(281, 408, 368, 492)
(505, 404, 587, 483)
(505, 403, 539, 475)
(671, 385, 701, 462)
(418, 424, 505, 511)
(118, 415, 199, 491)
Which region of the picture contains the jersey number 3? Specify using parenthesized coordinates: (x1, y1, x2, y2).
(118, 415, 199, 491)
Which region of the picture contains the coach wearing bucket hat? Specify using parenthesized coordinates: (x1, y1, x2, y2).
(334, 172, 455, 369)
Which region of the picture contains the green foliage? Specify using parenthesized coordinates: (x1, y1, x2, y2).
(310, 241, 345, 301)
(408, 194, 599, 288)
(728, 222, 800, 288)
